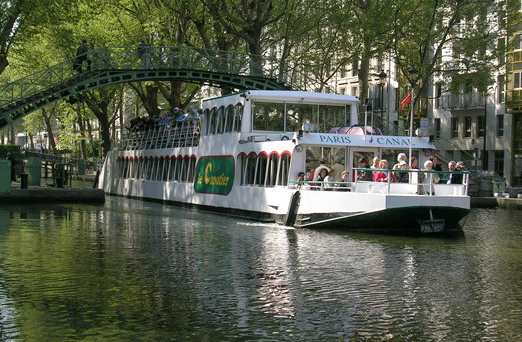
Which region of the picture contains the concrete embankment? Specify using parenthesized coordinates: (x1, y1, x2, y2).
(0, 187, 105, 204)
(471, 197, 522, 210)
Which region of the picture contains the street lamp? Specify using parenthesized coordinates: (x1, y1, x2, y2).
(378, 70, 387, 132)
(407, 66, 418, 167)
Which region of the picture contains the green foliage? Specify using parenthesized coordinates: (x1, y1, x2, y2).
(0, 144, 21, 158)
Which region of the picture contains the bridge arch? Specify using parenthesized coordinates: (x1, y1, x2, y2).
(0, 46, 294, 127)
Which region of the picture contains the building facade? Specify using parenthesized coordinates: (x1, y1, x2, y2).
(506, 0, 522, 186)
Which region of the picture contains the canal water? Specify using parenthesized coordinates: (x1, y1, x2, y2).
(0, 198, 521, 341)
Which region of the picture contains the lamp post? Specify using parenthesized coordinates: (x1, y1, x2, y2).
(378, 70, 387, 132)
(407, 66, 418, 167)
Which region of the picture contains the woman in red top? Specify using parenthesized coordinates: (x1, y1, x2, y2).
(373, 160, 390, 182)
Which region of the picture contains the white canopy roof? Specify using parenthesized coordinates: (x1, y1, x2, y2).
(245, 90, 359, 105)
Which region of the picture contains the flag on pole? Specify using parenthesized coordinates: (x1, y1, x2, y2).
(399, 92, 412, 112)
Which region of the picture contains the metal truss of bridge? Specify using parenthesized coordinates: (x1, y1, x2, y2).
(0, 46, 299, 128)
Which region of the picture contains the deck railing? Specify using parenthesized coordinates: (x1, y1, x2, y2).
(120, 120, 200, 151)
(288, 168, 469, 196)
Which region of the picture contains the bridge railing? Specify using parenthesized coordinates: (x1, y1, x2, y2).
(0, 45, 308, 110)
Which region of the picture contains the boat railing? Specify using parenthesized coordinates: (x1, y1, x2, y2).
(120, 120, 200, 151)
(352, 168, 470, 196)
(288, 180, 352, 191)
(288, 169, 469, 196)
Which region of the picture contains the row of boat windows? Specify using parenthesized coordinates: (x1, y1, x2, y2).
(202, 103, 243, 136)
(117, 156, 197, 183)
(238, 153, 291, 187)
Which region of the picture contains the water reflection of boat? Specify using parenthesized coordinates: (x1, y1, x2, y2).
(99, 90, 470, 234)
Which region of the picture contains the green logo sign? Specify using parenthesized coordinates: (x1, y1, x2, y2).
(194, 156, 235, 195)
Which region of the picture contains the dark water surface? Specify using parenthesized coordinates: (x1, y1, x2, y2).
(0, 198, 521, 341)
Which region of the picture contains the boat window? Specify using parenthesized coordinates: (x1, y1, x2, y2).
(278, 154, 291, 186)
(209, 107, 216, 135)
(168, 157, 176, 181)
(216, 106, 225, 134)
(188, 157, 196, 182)
(305, 146, 346, 181)
(246, 153, 257, 185)
(123, 158, 128, 178)
(286, 103, 318, 132)
(153, 157, 159, 181)
(161, 156, 170, 182)
(238, 154, 246, 185)
(119, 158, 124, 178)
(255, 153, 268, 186)
(151, 158, 157, 181)
(161, 158, 167, 181)
(203, 109, 210, 135)
(252, 102, 284, 132)
(234, 103, 243, 132)
(380, 150, 419, 169)
(143, 157, 150, 179)
(123, 158, 129, 178)
(225, 105, 234, 133)
(266, 153, 278, 187)
(319, 105, 346, 132)
(175, 157, 183, 181)
(152, 157, 159, 181)
(129, 160, 134, 179)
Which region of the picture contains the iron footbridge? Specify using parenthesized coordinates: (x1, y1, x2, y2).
(0, 46, 300, 128)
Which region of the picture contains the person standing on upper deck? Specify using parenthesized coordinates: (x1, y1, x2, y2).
(393, 153, 409, 183)
(447, 161, 457, 184)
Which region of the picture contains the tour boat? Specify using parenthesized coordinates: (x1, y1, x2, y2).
(98, 90, 470, 233)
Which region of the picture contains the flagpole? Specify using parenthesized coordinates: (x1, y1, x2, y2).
(408, 86, 414, 167)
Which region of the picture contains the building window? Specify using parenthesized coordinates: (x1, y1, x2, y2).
(434, 118, 441, 138)
(477, 116, 485, 138)
(451, 117, 459, 138)
(464, 117, 472, 138)
(515, 33, 522, 50)
(352, 57, 358, 77)
(495, 151, 504, 176)
(514, 71, 522, 89)
(351, 86, 358, 97)
(339, 87, 346, 95)
(498, 75, 505, 103)
(340, 66, 347, 78)
(497, 115, 504, 136)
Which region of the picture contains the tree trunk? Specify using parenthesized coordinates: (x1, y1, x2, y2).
(29, 134, 34, 149)
(8, 123, 15, 144)
(358, 49, 371, 109)
(247, 34, 263, 76)
(77, 115, 87, 159)
(41, 109, 56, 152)
(96, 112, 112, 157)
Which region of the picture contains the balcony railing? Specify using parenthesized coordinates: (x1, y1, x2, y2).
(435, 93, 485, 110)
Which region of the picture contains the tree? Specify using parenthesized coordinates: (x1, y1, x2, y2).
(392, 0, 500, 112)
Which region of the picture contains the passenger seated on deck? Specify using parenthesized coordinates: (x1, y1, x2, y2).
(422, 160, 440, 193)
(354, 158, 371, 181)
(393, 153, 409, 183)
(373, 160, 390, 182)
(314, 167, 331, 190)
